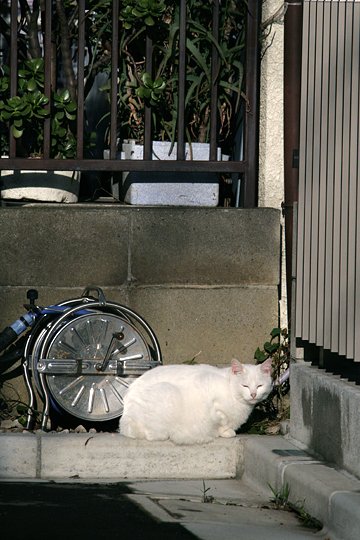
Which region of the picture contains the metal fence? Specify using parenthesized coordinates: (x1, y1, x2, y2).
(0, 0, 261, 207)
(295, 0, 360, 369)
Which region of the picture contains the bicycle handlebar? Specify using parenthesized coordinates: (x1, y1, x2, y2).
(0, 310, 37, 353)
(0, 303, 94, 355)
(0, 327, 19, 353)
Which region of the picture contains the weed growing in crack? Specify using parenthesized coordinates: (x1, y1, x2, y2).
(201, 481, 214, 503)
(268, 482, 323, 531)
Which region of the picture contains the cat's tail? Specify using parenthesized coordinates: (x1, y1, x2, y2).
(274, 367, 289, 386)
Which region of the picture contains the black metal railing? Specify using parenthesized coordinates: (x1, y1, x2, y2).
(0, 0, 261, 206)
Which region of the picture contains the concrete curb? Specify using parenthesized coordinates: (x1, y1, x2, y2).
(243, 435, 360, 540)
(0, 432, 244, 480)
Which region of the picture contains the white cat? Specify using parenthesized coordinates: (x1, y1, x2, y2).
(119, 358, 273, 444)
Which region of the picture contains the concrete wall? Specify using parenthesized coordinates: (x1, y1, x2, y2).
(259, 0, 284, 210)
(259, 0, 287, 326)
(0, 206, 280, 368)
(290, 363, 360, 480)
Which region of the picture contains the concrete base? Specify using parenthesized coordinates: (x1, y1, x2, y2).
(290, 362, 360, 479)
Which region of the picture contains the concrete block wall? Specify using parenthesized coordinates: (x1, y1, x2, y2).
(0, 205, 280, 369)
(290, 362, 360, 480)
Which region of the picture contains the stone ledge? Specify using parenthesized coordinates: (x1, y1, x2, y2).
(0, 432, 245, 480)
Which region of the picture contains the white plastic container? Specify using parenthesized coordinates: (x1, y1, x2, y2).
(118, 141, 228, 206)
(0, 168, 80, 203)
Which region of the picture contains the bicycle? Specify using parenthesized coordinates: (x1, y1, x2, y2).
(0, 287, 162, 431)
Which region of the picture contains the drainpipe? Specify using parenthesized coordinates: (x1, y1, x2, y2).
(284, 0, 303, 329)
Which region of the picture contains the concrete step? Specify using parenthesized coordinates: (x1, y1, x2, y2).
(0, 432, 243, 480)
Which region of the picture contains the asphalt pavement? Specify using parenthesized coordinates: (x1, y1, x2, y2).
(0, 481, 197, 540)
(0, 479, 328, 540)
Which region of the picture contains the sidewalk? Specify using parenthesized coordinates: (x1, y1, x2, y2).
(126, 478, 329, 540)
(1, 432, 359, 540)
(0, 478, 327, 540)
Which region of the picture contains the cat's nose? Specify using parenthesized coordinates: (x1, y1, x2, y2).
(251, 392, 257, 399)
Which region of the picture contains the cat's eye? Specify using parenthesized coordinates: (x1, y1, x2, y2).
(257, 385, 263, 388)
(242, 385, 249, 388)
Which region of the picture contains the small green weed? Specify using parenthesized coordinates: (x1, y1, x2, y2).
(268, 482, 323, 531)
(292, 499, 323, 530)
(268, 482, 291, 510)
(182, 351, 202, 365)
(201, 480, 214, 503)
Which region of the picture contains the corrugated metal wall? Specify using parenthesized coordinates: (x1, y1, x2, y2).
(295, 0, 360, 361)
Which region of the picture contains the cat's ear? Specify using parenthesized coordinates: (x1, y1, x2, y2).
(260, 358, 273, 374)
(231, 358, 244, 374)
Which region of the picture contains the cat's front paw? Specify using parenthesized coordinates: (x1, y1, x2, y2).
(218, 427, 236, 438)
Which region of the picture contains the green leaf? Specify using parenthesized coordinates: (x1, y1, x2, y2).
(264, 342, 279, 355)
(11, 125, 24, 138)
(65, 102, 77, 112)
(30, 57, 44, 72)
(153, 77, 165, 90)
(144, 15, 155, 25)
(136, 86, 151, 99)
(17, 416, 27, 427)
(17, 404, 27, 414)
(186, 38, 210, 81)
(270, 328, 281, 338)
(27, 79, 37, 91)
(141, 72, 153, 87)
(37, 109, 49, 117)
(62, 89, 71, 101)
(254, 347, 268, 362)
(65, 111, 76, 121)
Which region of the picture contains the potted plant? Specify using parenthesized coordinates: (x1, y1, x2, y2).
(0, 56, 82, 202)
(103, 0, 247, 205)
(0, 0, 108, 202)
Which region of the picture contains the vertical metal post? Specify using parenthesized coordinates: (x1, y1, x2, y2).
(9, 0, 17, 157)
(284, 0, 303, 329)
(177, 0, 187, 160)
(243, 0, 261, 208)
(110, 0, 119, 159)
(43, 2, 52, 159)
(143, 35, 153, 160)
(209, 0, 220, 161)
(76, 0, 86, 159)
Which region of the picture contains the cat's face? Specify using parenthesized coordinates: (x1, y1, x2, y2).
(230, 358, 273, 404)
